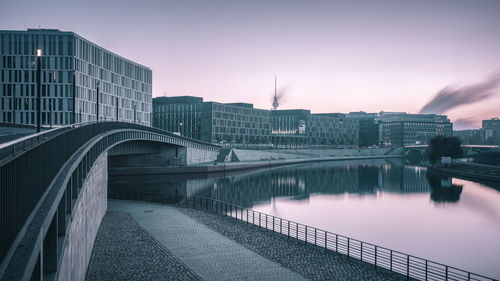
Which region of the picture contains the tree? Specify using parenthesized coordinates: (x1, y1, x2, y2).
(427, 136, 464, 164)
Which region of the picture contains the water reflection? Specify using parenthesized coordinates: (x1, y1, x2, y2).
(109, 159, 490, 208)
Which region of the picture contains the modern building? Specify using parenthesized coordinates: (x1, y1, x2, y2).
(346, 111, 380, 147)
(453, 129, 483, 145)
(270, 110, 359, 147)
(0, 28, 152, 126)
(271, 109, 309, 147)
(153, 96, 203, 139)
(200, 101, 271, 144)
(378, 112, 452, 146)
(482, 117, 500, 144)
(309, 113, 358, 146)
(153, 96, 272, 144)
(153, 96, 360, 146)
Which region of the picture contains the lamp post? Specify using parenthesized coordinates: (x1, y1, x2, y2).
(96, 81, 99, 122)
(36, 49, 42, 133)
(116, 97, 119, 121)
(179, 121, 183, 136)
(133, 103, 136, 123)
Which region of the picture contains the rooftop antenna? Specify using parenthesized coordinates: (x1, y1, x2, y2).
(272, 75, 279, 110)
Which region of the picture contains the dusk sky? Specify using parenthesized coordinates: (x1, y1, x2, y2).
(1, 0, 499, 129)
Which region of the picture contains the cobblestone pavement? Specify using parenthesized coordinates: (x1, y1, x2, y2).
(109, 200, 307, 281)
(85, 211, 201, 281)
(177, 206, 406, 281)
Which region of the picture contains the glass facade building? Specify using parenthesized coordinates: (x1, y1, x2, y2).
(0, 29, 152, 126)
(482, 117, 500, 144)
(153, 96, 271, 144)
(378, 112, 452, 146)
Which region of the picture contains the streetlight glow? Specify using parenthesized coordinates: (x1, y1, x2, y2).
(36, 49, 42, 57)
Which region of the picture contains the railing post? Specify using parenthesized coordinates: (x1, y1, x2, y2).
(374, 246, 377, 268)
(347, 238, 350, 259)
(314, 228, 317, 246)
(296, 224, 298, 240)
(361, 241, 363, 261)
(390, 250, 393, 272)
(247, 209, 249, 224)
(280, 218, 282, 234)
(287, 221, 290, 239)
(324, 232, 327, 253)
(305, 226, 307, 244)
(425, 260, 428, 281)
(259, 213, 261, 228)
(272, 217, 274, 232)
(336, 235, 338, 253)
(266, 214, 268, 229)
(406, 255, 410, 280)
(445, 266, 448, 281)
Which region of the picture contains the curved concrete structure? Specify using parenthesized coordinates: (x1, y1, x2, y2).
(0, 122, 219, 281)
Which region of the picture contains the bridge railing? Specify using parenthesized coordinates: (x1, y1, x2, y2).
(186, 196, 497, 281)
(0, 122, 218, 278)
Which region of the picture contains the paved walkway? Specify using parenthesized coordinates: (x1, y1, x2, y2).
(109, 200, 307, 281)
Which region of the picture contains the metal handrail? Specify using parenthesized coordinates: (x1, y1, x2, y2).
(186, 196, 498, 281)
(0, 121, 219, 166)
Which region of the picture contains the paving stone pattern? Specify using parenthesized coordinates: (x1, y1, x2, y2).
(85, 211, 201, 281)
(109, 200, 307, 281)
(178, 206, 406, 281)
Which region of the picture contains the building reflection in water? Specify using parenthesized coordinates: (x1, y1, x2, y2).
(109, 158, 470, 207)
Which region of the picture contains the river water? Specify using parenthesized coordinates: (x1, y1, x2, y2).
(109, 159, 500, 279)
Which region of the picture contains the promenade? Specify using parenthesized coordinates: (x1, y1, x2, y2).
(86, 200, 403, 281)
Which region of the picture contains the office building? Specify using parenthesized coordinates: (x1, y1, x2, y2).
(153, 96, 203, 139)
(482, 117, 500, 144)
(346, 111, 380, 147)
(378, 112, 452, 146)
(153, 96, 271, 144)
(453, 129, 483, 145)
(0, 29, 152, 126)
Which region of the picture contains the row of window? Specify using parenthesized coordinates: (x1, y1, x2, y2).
(0, 33, 73, 56)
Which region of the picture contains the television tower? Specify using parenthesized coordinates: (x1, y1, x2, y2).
(272, 75, 279, 110)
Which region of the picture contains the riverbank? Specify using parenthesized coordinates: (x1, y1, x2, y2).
(428, 161, 500, 183)
(109, 154, 404, 176)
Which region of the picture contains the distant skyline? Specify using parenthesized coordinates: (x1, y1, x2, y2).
(1, 0, 499, 129)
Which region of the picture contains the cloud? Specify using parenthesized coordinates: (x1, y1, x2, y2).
(419, 70, 500, 114)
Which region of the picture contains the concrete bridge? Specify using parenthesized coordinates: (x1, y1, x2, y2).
(0, 122, 219, 281)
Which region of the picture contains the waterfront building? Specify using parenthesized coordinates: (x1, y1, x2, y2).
(482, 117, 500, 144)
(378, 112, 452, 146)
(346, 111, 380, 147)
(453, 129, 483, 145)
(153, 96, 359, 146)
(153, 96, 272, 144)
(0, 29, 152, 126)
(309, 113, 358, 146)
(153, 96, 203, 139)
(200, 101, 271, 144)
(271, 109, 310, 147)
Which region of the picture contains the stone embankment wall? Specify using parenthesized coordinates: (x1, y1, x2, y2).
(228, 147, 403, 162)
(57, 152, 108, 281)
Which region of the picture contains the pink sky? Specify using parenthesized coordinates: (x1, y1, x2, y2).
(2, 0, 499, 129)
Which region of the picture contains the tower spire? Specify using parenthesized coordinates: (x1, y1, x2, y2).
(272, 75, 279, 110)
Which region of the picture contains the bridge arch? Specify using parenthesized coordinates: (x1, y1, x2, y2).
(0, 122, 219, 281)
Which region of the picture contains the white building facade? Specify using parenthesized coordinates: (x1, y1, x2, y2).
(0, 29, 152, 126)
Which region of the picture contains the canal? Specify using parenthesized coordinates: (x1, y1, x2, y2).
(109, 159, 500, 279)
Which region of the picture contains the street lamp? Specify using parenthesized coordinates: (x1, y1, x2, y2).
(179, 122, 183, 136)
(36, 49, 42, 132)
(96, 81, 100, 122)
